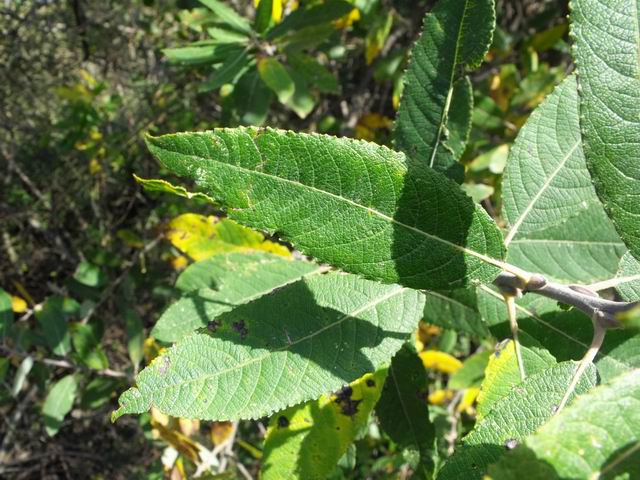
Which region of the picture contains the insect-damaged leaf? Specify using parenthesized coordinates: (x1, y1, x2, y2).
(261, 369, 387, 480)
(152, 252, 322, 343)
(113, 273, 424, 421)
(145, 127, 505, 290)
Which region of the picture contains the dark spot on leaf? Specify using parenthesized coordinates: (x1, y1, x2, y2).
(504, 438, 518, 450)
(277, 416, 289, 428)
(232, 320, 249, 339)
(366, 379, 375, 388)
(207, 320, 221, 332)
(333, 385, 360, 417)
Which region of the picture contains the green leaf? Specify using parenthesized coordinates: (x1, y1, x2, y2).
(73, 261, 107, 289)
(145, 127, 506, 290)
(113, 273, 424, 421)
(502, 75, 625, 283)
(476, 340, 556, 420)
(261, 369, 387, 480)
(617, 252, 640, 301)
(258, 58, 295, 104)
(0, 288, 12, 341)
(448, 349, 492, 390)
(488, 369, 640, 480)
(285, 69, 316, 119)
(36, 296, 77, 356)
(234, 71, 273, 125)
(266, 0, 353, 40)
(478, 287, 640, 383)
(124, 309, 144, 371)
(423, 288, 489, 338)
(206, 26, 250, 44)
(254, 0, 273, 33)
(205, 49, 253, 91)
(394, 0, 495, 181)
(134, 174, 217, 204)
(198, 0, 252, 34)
(152, 252, 322, 343)
(11, 356, 33, 397)
(42, 374, 78, 436)
(163, 44, 242, 65)
(376, 345, 435, 478)
(81, 377, 121, 410)
(72, 323, 108, 370)
(436, 362, 597, 480)
(288, 53, 340, 94)
(571, 0, 640, 261)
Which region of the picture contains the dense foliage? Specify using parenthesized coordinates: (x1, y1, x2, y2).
(1, 0, 638, 479)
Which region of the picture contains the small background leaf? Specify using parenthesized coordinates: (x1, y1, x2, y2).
(42, 374, 78, 436)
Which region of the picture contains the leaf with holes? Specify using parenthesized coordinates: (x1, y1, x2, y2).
(113, 273, 424, 421)
(145, 127, 506, 290)
(261, 369, 387, 480)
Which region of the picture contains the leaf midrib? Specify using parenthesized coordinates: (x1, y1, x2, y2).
(153, 285, 408, 391)
(428, 0, 470, 168)
(504, 140, 581, 245)
(166, 142, 505, 271)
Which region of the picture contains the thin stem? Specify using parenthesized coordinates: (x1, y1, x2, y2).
(503, 294, 526, 381)
(556, 315, 606, 413)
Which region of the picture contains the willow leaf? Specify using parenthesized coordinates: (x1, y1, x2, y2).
(145, 127, 505, 290)
(502, 75, 625, 283)
(261, 370, 387, 480)
(571, 0, 640, 261)
(376, 345, 435, 478)
(152, 252, 322, 343)
(617, 252, 640, 301)
(394, 0, 494, 181)
(436, 362, 597, 480)
(113, 273, 424, 421)
(489, 369, 640, 480)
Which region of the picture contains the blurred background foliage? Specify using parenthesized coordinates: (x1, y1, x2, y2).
(0, 0, 570, 478)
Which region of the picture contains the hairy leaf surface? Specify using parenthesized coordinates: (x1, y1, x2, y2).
(502, 75, 625, 283)
(436, 362, 597, 480)
(146, 128, 506, 290)
(489, 369, 640, 479)
(114, 273, 424, 421)
(261, 370, 387, 480)
(617, 252, 640, 301)
(394, 0, 494, 181)
(152, 252, 322, 343)
(571, 0, 640, 261)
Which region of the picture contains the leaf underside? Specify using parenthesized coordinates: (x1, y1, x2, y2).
(113, 273, 424, 421)
(571, 0, 640, 261)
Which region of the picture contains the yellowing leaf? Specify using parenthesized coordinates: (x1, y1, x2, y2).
(152, 419, 201, 462)
(428, 388, 454, 405)
(178, 418, 200, 437)
(262, 369, 386, 479)
(11, 296, 27, 313)
(334, 8, 360, 29)
(419, 350, 463, 374)
(254, 0, 283, 22)
(143, 337, 165, 363)
(456, 387, 480, 414)
(89, 158, 102, 175)
(166, 213, 290, 261)
(210, 421, 234, 445)
(170, 255, 188, 270)
(134, 175, 217, 205)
